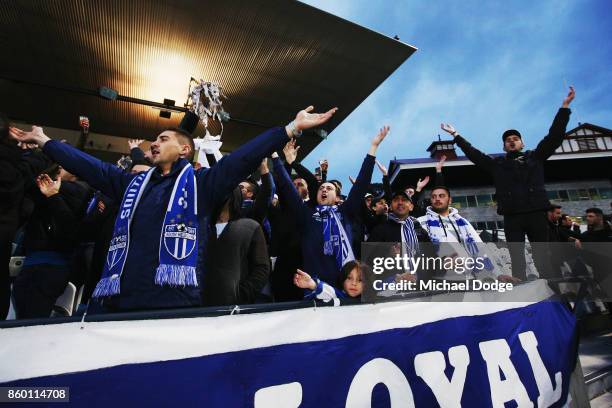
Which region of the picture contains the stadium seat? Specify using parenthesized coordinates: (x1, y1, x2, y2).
(53, 282, 77, 317)
(8, 257, 25, 278)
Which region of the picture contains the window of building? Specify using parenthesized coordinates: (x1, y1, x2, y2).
(558, 190, 569, 201)
(577, 189, 591, 200)
(466, 196, 477, 207)
(496, 220, 505, 229)
(568, 190, 580, 201)
(589, 188, 601, 200)
(598, 188, 612, 199)
(476, 222, 487, 230)
(547, 190, 559, 200)
(485, 221, 497, 230)
(453, 196, 467, 208)
(476, 194, 494, 207)
(576, 137, 599, 151)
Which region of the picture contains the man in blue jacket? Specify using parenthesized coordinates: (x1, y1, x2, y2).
(9, 106, 337, 311)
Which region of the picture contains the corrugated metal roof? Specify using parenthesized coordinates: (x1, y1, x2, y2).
(0, 0, 416, 157)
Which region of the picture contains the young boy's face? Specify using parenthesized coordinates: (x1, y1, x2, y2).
(343, 267, 363, 298)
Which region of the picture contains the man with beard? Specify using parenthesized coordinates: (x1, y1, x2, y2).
(367, 188, 435, 283)
(440, 87, 575, 280)
(418, 186, 519, 282)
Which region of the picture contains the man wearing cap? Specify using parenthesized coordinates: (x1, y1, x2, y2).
(368, 191, 432, 250)
(368, 189, 436, 282)
(440, 87, 575, 280)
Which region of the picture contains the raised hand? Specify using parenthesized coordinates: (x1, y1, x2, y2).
(416, 176, 430, 192)
(259, 158, 269, 175)
(128, 139, 144, 150)
(435, 155, 447, 173)
(294, 269, 316, 290)
(293, 106, 338, 132)
(372, 125, 390, 147)
(368, 125, 390, 157)
(441, 123, 457, 137)
(562, 86, 575, 108)
(9, 126, 51, 147)
(283, 139, 300, 165)
(320, 159, 329, 172)
(36, 174, 61, 197)
(348, 175, 356, 185)
(375, 159, 388, 176)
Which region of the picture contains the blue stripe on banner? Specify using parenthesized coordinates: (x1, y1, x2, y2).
(4, 301, 577, 407)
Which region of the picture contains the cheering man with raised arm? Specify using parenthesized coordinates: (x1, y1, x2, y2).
(272, 126, 389, 287)
(440, 87, 575, 280)
(10, 106, 337, 312)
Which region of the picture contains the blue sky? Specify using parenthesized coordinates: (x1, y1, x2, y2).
(299, 0, 612, 184)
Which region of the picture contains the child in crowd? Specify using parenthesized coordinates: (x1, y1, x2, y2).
(293, 260, 365, 301)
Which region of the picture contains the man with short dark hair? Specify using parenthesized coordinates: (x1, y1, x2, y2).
(293, 178, 309, 201)
(546, 204, 563, 242)
(10, 106, 337, 312)
(441, 87, 575, 280)
(418, 186, 518, 282)
(576, 208, 612, 243)
(573, 208, 612, 308)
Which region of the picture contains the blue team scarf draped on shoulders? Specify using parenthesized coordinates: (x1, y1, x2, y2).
(316, 205, 355, 271)
(387, 213, 420, 258)
(92, 164, 199, 299)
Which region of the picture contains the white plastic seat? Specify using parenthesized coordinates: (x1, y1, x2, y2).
(53, 282, 77, 317)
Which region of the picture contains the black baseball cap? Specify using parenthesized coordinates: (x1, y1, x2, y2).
(502, 129, 522, 142)
(391, 190, 413, 202)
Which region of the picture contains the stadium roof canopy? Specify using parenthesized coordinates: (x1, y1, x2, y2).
(0, 0, 416, 159)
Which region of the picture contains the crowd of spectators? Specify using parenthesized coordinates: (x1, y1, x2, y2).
(1, 87, 611, 320)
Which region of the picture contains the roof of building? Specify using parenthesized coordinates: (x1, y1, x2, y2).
(0, 0, 416, 158)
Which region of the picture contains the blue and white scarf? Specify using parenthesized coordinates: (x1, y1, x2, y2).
(421, 206, 494, 272)
(316, 205, 355, 271)
(93, 164, 199, 298)
(387, 213, 421, 259)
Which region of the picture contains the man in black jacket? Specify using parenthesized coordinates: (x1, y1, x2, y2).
(368, 190, 437, 282)
(13, 170, 89, 318)
(440, 87, 575, 279)
(0, 113, 54, 319)
(203, 187, 270, 306)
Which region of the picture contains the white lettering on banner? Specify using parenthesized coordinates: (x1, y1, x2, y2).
(518, 331, 562, 407)
(479, 339, 534, 408)
(414, 345, 470, 408)
(345, 358, 415, 408)
(254, 382, 302, 408)
(251, 331, 561, 407)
